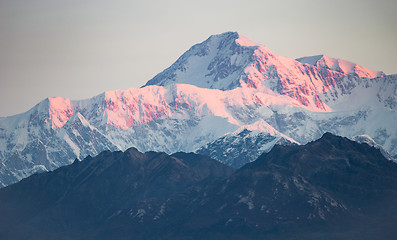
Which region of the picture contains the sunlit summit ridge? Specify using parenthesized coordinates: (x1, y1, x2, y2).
(144, 32, 385, 111)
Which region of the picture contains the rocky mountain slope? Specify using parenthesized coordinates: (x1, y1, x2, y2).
(0, 148, 234, 240)
(0, 133, 396, 240)
(0, 32, 395, 187)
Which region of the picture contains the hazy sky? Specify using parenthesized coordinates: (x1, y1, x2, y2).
(0, 0, 396, 117)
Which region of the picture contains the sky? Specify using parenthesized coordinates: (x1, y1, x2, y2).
(0, 0, 396, 117)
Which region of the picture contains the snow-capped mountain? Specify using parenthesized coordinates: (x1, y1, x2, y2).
(0, 32, 395, 187)
(144, 32, 386, 112)
(196, 122, 299, 168)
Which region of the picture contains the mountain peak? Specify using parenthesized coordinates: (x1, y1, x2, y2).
(142, 32, 386, 112)
(208, 31, 239, 41)
(320, 131, 340, 139)
(63, 112, 90, 128)
(207, 31, 259, 48)
(143, 31, 260, 90)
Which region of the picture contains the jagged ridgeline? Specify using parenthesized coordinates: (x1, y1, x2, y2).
(0, 133, 396, 239)
(0, 32, 396, 186)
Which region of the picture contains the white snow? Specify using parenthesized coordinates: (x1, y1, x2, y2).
(296, 54, 384, 78)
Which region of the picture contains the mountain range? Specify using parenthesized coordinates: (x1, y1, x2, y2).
(0, 133, 396, 239)
(0, 31, 396, 186)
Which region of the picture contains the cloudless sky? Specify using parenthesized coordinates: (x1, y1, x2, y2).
(0, 0, 396, 117)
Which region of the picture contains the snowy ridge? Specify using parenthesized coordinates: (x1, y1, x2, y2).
(196, 121, 299, 168)
(144, 32, 385, 112)
(296, 55, 385, 78)
(351, 135, 395, 162)
(322, 74, 397, 112)
(231, 119, 299, 144)
(0, 32, 395, 186)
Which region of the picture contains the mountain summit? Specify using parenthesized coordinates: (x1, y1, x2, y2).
(145, 32, 384, 89)
(144, 32, 385, 111)
(0, 32, 395, 187)
(144, 32, 260, 90)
